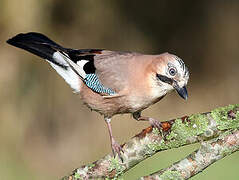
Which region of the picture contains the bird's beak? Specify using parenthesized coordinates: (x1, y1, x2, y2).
(174, 84, 188, 100)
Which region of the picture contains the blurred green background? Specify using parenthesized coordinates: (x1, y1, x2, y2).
(0, 0, 239, 179)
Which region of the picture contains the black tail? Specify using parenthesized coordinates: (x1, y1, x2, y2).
(7, 32, 66, 66)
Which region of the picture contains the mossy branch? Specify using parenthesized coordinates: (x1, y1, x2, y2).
(61, 104, 239, 180)
(140, 129, 239, 180)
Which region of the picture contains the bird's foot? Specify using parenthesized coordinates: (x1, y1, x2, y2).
(148, 117, 162, 130)
(133, 113, 169, 138)
(148, 118, 169, 138)
(111, 138, 124, 161)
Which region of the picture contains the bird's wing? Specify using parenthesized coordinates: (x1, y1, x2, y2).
(7, 32, 140, 96)
(61, 49, 141, 95)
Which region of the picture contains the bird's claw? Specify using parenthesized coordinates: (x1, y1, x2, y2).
(148, 118, 162, 130)
(148, 118, 169, 138)
(111, 139, 124, 162)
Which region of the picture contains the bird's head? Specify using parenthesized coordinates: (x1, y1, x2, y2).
(151, 53, 189, 100)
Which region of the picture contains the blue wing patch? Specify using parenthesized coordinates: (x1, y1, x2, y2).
(84, 74, 116, 95)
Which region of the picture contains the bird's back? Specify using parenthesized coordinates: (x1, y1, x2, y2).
(6, 32, 169, 117)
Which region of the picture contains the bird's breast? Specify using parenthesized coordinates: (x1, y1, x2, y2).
(79, 80, 167, 117)
(126, 93, 166, 113)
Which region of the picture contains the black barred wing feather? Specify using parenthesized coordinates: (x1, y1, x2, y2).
(7, 32, 134, 95)
(84, 74, 115, 95)
(64, 49, 140, 94)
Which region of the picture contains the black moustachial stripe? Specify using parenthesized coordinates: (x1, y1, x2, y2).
(156, 74, 173, 85)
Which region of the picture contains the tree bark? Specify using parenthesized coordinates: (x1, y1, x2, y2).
(61, 104, 239, 180)
(140, 129, 239, 180)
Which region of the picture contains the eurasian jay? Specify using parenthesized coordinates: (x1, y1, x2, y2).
(7, 32, 189, 158)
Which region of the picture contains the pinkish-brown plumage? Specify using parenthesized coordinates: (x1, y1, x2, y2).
(7, 32, 189, 158)
(79, 52, 174, 117)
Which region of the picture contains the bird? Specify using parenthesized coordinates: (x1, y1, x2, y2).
(7, 32, 189, 159)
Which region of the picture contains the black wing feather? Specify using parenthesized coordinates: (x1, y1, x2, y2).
(7, 32, 103, 72)
(7, 32, 67, 68)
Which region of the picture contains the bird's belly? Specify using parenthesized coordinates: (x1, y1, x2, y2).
(79, 83, 166, 117)
(79, 85, 129, 116)
(126, 95, 165, 113)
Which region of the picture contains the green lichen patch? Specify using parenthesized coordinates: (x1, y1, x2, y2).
(152, 127, 160, 135)
(159, 170, 183, 180)
(88, 163, 95, 169)
(108, 157, 125, 178)
(73, 172, 83, 180)
(167, 113, 208, 142)
(144, 104, 239, 155)
(144, 113, 209, 155)
(144, 142, 162, 155)
(220, 146, 233, 157)
(211, 104, 239, 130)
(72, 164, 96, 180)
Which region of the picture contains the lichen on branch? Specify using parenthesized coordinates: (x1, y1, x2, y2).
(141, 129, 239, 180)
(61, 104, 239, 180)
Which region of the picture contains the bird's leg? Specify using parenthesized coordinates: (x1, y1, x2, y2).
(104, 117, 123, 159)
(132, 111, 162, 130)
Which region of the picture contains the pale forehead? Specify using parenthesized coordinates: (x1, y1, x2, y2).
(161, 53, 185, 68)
(172, 55, 189, 78)
(160, 53, 189, 77)
(154, 53, 186, 68)
(171, 55, 186, 71)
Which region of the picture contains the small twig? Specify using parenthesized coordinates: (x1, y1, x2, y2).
(61, 104, 239, 180)
(140, 129, 239, 180)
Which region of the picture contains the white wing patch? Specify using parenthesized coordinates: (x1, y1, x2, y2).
(52, 51, 69, 66)
(77, 60, 88, 67)
(61, 54, 87, 79)
(46, 51, 82, 93)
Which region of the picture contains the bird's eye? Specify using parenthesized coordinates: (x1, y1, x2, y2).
(169, 67, 177, 76)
